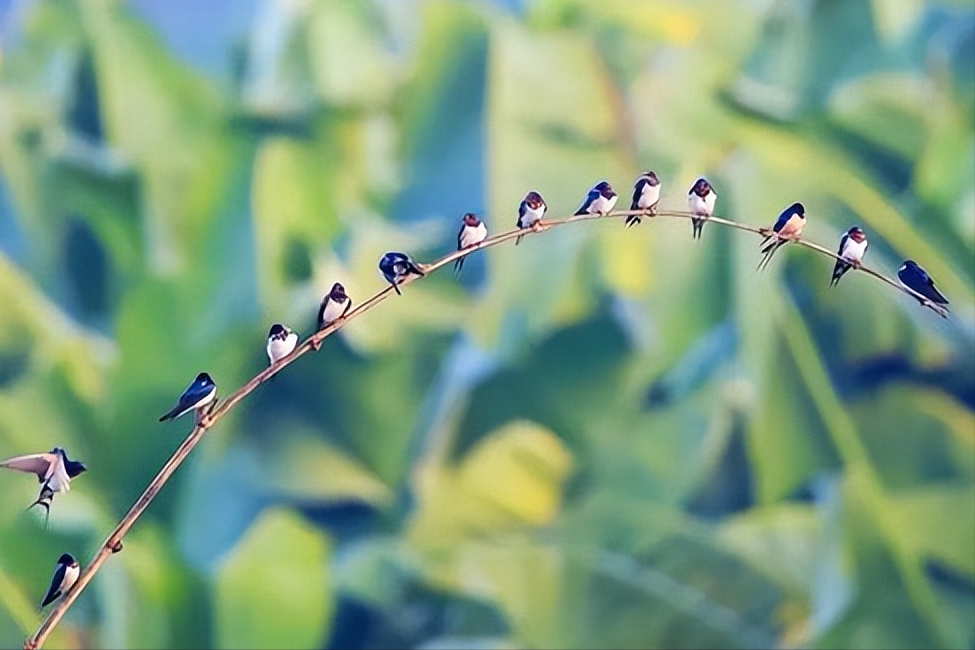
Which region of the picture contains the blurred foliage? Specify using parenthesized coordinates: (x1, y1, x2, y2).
(0, 0, 973, 648)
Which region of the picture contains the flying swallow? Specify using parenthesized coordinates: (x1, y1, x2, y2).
(574, 181, 618, 216)
(379, 252, 425, 295)
(516, 191, 547, 245)
(41, 553, 80, 607)
(687, 178, 717, 239)
(830, 226, 868, 287)
(266, 323, 298, 366)
(454, 212, 488, 274)
(758, 202, 806, 270)
(897, 260, 949, 311)
(626, 171, 661, 228)
(1, 447, 87, 523)
(158, 372, 217, 422)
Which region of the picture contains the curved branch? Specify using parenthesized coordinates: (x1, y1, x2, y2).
(24, 204, 948, 649)
(651, 210, 950, 318)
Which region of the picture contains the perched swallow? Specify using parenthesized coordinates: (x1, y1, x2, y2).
(158, 372, 217, 422)
(687, 178, 717, 239)
(379, 252, 425, 295)
(516, 191, 547, 245)
(574, 181, 618, 216)
(897, 260, 949, 310)
(454, 212, 488, 274)
(626, 171, 661, 228)
(266, 323, 298, 366)
(758, 202, 806, 270)
(317, 282, 352, 331)
(41, 553, 80, 607)
(1, 447, 87, 523)
(830, 226, 868, 287)
(312, 282, 352, 351)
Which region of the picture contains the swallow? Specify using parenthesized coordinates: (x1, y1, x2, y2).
(312, 282, 352, 351)
(266, 323, 298, 366)
(830, 226, 868, 287)
(574, 181, 618, 216)
(158, 372, 217, 422)
(897, 260, 949, 312)
(516, 191, 547, 245)
(454, 212, 488, 275)
(41, 553, 80, 607)
(687, 178, 717, 239)
(379, 252, 425, 295)
(317, 282, 352, 330)
(1, 447, 87, 523)
(758, 202, 806, 270)
(626, 171, 661, 228)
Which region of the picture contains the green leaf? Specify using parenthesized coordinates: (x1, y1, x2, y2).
(718, 504, 821, 596)
(258, 434, 394, 507)
(308, 0, 394, 107)
(214, 509, 332, 650)
(407, 421, 573, 550)
(869, 0, 924, 41)
(890, 485, 975, 577)
(828, 73, 929, 159)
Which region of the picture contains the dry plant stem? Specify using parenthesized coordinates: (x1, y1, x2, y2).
(652, 210, 949, 318)
(25, 206, 947, 649)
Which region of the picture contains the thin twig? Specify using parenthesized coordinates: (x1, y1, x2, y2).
(651, 210, 950, 318)
(24, 205, 948, 649)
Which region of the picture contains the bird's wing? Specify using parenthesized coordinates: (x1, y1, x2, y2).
(317, 296, 331, 327)
(772, 209, 793, 233)
(457, 223, 466, 249)
(630, 178, 647, 207)
(837, 233, 849, 257)
(0, 453, 57, 480)
(41, 564, 67, 607)
(576, 189, 598, 214)
(923, 278, 950, 304)
(183, 381, 214, 405)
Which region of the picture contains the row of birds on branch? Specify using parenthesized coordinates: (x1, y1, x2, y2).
(0, 173, 952, 613)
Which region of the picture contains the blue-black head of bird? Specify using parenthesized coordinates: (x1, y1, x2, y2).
(329, 282, 348, 303)
(462, 212, 481, 228)
(691, 178, 712, 197)
(595, 181, 616, 198)
(267, 323, 290, 340)
(523, 191, 545, 211)
(55, 448, 87, 479)
(195, 372, 214, 388)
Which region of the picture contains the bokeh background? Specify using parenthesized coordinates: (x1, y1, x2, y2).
(0, 0, 973, 648)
